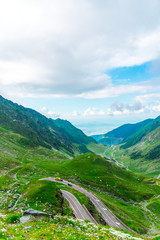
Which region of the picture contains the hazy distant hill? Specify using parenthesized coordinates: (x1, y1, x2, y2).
(0, 95, 95, 154)
(92, 119, 152, 146)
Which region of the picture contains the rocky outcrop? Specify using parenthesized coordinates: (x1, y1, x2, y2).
(20, 209, 53, 223)
(24, 209, 49, 216)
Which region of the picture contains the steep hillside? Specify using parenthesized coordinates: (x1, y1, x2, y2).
(65, 153, 160, 202)
(128, 125, 160, 161)
(111, 126, 160, 178)
(0, 95, 94, 155)
(122, 115, 160, 149)
(92, 115, 160, 178)
(54, 118, 96, 153)
(92, 119, 152, 146)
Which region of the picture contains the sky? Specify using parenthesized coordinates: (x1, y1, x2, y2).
(1, 0, 160, 135)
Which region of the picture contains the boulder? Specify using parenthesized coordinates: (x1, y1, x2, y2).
(23, 209, 49, 216)
(20, 209, 53, 223)
(20, 215, 32, 224)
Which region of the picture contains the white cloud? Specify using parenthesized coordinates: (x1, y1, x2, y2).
(134, 92, 160, 114)
(72, 102, 147, 119)
(72, 111, 80, 117)
(0, 0, 160, 98)
(79, 78, 160, 99)
(83, 107, 105, 117)
(0, 60, 49, 85)
(107, 101, 145, 116)
(135, 93, 160, 104)
(152, 105, 160, 112)
(61, 99, 160, 120)
(105, 98, 160, 117)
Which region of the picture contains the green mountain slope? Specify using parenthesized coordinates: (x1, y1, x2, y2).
(113, 126, 160, 178)
(122, 115, 160, 149)
(54, 118, 96, 153)
(0, 95, 94, 155)
(91, 115, 160, 178)
(92, 119, 152, 146)
(54, 118, 95, 144)
(111, 116, 160, 178)
(65, 153, 159, 202)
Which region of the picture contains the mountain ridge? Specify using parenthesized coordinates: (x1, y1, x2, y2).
(0, 95, 95, 155)
(92, 118, 153, 146)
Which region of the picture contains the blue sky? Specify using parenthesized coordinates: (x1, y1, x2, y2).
(108, 62, 151, 84)
(1, 0, 160, 135)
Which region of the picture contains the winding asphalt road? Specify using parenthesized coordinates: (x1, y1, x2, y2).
(41, 177, 130, 230)
(61, 190, 97, 224)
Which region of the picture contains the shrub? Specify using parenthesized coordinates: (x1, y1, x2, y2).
(6, 214, 21, 223)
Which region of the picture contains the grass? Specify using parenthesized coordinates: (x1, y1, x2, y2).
(6, 213, 22, 223)
(0, 175, 15, 190)
(65, 153, 160, 202)
(0, 179, 65, 215)
(87, 142, 107, 156)
(147, 197, 160, 218)
(102, 143, 160, 178)
(19, 180, 63, 214)
(0, 214, 147, 240)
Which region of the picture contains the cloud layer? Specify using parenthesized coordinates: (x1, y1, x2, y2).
(1, 0, 160, 98)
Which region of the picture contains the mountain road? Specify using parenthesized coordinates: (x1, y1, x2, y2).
(41, 177, 130, 230)
(61, 190, 97, 224)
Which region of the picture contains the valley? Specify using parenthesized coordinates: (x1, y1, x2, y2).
(0, 96, 160, 239)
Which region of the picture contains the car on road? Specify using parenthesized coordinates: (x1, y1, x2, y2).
(68, 183, 72, 187)
(55, 177, 62, 181)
